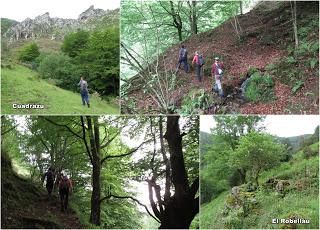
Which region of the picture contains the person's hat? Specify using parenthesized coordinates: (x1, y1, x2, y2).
(214, 57, 219, 60)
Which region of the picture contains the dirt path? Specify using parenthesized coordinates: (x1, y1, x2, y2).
(39, 196, 84, 229)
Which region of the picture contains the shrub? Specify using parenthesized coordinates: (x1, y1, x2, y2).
(244, 73, 275, 102)
(17, 43, 40, 63)
(38, 53, 78, 90)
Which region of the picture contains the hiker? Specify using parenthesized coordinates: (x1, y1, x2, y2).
(42, 167, 55, 197)
(58, 173, 73, 212)
(78, 76, 90, 108)
(192, 51, 204, 82)
(211, 57, 224, 97)
(175, 45, 189, 73)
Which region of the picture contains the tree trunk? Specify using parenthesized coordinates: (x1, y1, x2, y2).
(291, 1, 299, 49)
(177, 27, 183, 41)
(240, 1, 243, 15)
(160, 116, 198, 229)
(159, 196, 199, 229)
(188, 1, 198, 35)
(88, 117, 101, 226)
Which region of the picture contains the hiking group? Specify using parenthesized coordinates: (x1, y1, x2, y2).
(42, 167, 73, 212)
(78, 76, 90, 108)
(176, 45, 225, 97)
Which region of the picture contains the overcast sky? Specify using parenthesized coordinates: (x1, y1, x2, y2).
(0, 0, 120, 21)
(200, 115, 319, 137)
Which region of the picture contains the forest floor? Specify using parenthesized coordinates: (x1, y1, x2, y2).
(124, 1, 319, 114)
(1, 154, 84, 229)
(1, 64, 119, 114)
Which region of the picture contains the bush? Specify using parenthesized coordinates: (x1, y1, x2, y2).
(38, 53, 78, 90)
(17, 43, 40, 63)
(244, 73, 275, 102)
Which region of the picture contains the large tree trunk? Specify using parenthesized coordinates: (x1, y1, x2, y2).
(160, 116, 198, 229)
(88, 117, 101, 225)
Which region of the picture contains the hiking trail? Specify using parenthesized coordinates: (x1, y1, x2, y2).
(124, 1, 318, 114)
(1, 153, 84, 229)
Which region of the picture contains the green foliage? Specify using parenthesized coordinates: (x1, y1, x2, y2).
(201, 116, 265, 203)
(231, 132, 285, 184)
(291, 80, 304, 94)
(17, 42, 40, 63)
(1, 18, 17, 35)
(244, 73, 275, 102)
(61, 30, 90, 58)
(60, 27, 119, 97)
(179, 89, 214, 115)
(38, 53, 76, 88)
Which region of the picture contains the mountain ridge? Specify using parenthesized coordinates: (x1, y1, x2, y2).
(3, 6, 119, 41)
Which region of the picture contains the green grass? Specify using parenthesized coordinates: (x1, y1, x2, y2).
(201, 147, 319, 229)
(1, 65, 119, 114)
(200, 191, 229, 229)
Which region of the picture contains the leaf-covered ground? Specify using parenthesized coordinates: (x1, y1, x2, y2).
(124, 1, 318, 114)
(1, 154, 84, 229)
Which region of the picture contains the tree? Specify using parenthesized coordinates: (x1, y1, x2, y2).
(17, 42, 40, 62)
(61, 30, 90, 58)
(38, 53, 76, 90)
(130, 116, 199, 228)
(290, 1, 299, 49)
(44, 116, 146, 226)
(231, 132, 285, 186)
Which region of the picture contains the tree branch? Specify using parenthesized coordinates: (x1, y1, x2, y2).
(80, 116, 93, 165)
(43, 117, 82, 140)
(100, 194, 160, 223)
(100, 140, 148, 165)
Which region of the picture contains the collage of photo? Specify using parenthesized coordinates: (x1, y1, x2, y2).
(1, 0, 319, 229)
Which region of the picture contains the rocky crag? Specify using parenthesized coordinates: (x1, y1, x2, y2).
(3, 5, 118, 41)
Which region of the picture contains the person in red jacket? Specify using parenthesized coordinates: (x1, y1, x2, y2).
(211, 57, 224, 97)
(58, 173, 73, 212)
(192, 51, 204, 82)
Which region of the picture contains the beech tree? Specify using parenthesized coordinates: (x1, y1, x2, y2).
(131, 116, 199, 228)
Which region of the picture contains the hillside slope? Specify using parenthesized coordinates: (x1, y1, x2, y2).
(1, 65, 119, 114)
(124, 1, 318, 114)
(200, 142, 319, 229)
(1, 153, 84, 229)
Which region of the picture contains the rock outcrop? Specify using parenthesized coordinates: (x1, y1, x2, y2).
(3, 6, 118, 41)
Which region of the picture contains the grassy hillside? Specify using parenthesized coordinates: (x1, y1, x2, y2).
(200, 142, 319, 229)
(1, 65, 119, 114)
(1, 18, 17, 35)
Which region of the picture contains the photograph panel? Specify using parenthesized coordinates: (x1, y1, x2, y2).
(1, 0, 120, 115)
(120, 1, 318, 115)
(1, 115, 199, 229)
(200, 115, 319, 229)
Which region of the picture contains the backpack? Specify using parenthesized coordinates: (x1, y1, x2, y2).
(180, 48, 187, 59)
(198, 54, 205, 66)
(216, 63, 223, 75)
(60, 178, 69, 190)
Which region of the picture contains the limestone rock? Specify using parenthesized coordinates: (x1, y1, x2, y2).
(3, 6, 118, 42)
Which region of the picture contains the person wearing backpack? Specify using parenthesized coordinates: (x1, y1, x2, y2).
(211, 57, 224, 97)
(78, 76, 90, 108)
(58, 173, 73, 212)
(192, 51, 204, 82)
(42, 167, 55, 197)
(176, 45, 189, 73)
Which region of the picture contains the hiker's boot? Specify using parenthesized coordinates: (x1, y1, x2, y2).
(87, 103, 90, 108)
